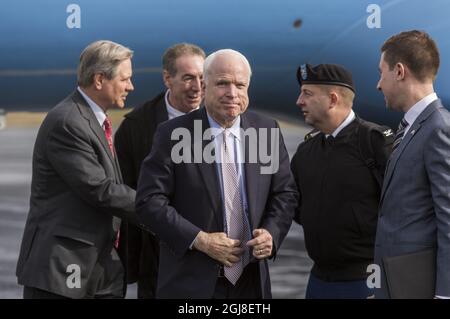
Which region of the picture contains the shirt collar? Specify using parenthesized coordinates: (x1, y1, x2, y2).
(77, 87, 106, 127)
(404, 93, 438, 127)
(165, 90, 200, 120)
(329, 109, 355, 138)
(206, 111, 241, 141)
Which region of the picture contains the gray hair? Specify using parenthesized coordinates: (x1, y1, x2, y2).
(203, 49, 252, 84)
(162, 43, 205, 77)
(77, 40, 133, 87)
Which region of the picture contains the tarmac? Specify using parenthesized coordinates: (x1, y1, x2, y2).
(0, 110, 313, 299)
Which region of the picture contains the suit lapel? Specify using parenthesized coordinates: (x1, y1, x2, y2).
(193, 108, 223, 228)
(380, 101, 440, 203)
(72, 90, 119, 177)
(241, 113, 260, 228)
(155, 96, 169, 125)
(130, 93, 169, 168)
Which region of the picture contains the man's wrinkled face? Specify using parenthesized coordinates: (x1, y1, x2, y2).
(204, 55, 250, 127)
(100, 58, 134, 110)
(164, 54, 204, 113)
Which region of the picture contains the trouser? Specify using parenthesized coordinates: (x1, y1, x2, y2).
(213, 262, 262, 299)
(305, 273, 373, 299)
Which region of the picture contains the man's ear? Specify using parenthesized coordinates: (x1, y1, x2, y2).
(329, 91, 339, 109)
(93, 73, 104, 90)
(201, 79, 206, 93)
(395, 62, 406, 80)
(163, 70, 172, 89)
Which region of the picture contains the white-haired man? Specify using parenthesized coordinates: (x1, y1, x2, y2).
(136, 49, 298, 298)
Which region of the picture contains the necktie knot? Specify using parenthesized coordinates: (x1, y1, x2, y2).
(103, 116, 112, 133)
(223, 129, 231, 141)
(392, 118, 408, 152)
(397, 118, 408, 133)
(323, 134, 334, 148)
(222, 129, 233, 154)
(103, 116, 114, 156)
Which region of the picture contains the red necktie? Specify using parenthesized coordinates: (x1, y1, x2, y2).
(103, 116, 114, 157)
(103, 116, 119, 248)
(114, 230, 120, 249)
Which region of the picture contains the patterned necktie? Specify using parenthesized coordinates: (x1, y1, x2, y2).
(392, 118, 408, 152)
(103, 116, 119, 249)
(103, 116, 115, 157)
(221, 130, 250, 285)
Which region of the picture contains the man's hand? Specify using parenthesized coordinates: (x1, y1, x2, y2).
(246, 228, 273, 259)
(193, 231, 243, 266)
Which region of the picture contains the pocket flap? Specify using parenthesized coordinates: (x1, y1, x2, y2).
(53, 225, 96, 246)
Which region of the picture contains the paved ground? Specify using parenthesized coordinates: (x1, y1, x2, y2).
(0, 114, 313, 299)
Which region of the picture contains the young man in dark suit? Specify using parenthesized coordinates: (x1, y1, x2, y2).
(374, 30, 450, 299)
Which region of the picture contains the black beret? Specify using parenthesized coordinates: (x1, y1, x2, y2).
(296, 63, 355, 93)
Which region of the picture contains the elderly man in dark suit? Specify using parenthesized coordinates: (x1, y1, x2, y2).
(114, 43, 205, 299)
(16, 40, 141, 299)
(136, 49, 298, 298)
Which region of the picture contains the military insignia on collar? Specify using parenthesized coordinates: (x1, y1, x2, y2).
(382, 129, 393, 137)
(304, 128, 319, 141)
(300, 64, 307, 80)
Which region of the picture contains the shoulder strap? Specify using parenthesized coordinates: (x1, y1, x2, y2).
(357, 120, 383, 189)
(304, 128, 320, 141)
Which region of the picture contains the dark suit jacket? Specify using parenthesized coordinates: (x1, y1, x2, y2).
(114, 92, 168, 289)
(374, 100, 450, 298)
(16, 90, 138, 298)
(115, 92, 168, 189)
(136, 107, 298, 298)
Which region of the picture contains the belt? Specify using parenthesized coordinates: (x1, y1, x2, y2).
(218, 265, 225, 278)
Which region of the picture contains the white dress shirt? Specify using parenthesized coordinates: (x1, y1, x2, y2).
(164, 90, 200, 120)
(403, 93, 438, 136)
(77, 87, 106, 126)
(206, 114, 250, 234)
(190, 113, 251, 248)
(326, 109, 356, 138)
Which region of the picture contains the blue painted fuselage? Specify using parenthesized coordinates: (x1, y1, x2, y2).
(0, 0, 449, 127)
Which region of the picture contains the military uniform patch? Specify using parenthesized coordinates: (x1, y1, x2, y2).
(382, 129, 393, 137)
(300, 64, 307, 80)
(304, 128, 320, 141)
